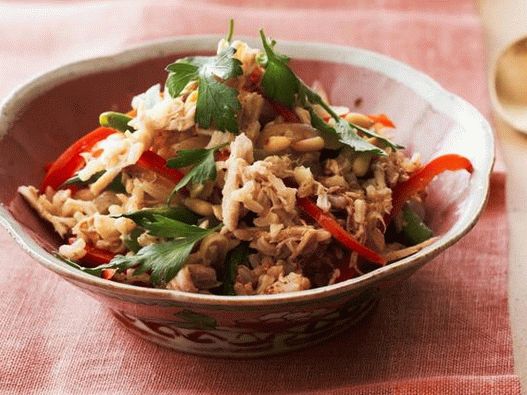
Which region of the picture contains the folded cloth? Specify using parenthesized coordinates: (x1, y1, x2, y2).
(0, 0, 521, 393)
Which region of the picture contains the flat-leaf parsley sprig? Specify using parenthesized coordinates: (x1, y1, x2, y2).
(109, 215, 221, 287)
(66, 210, 221, 287)
(258, 30, 402, 155)
(165, 47, 243, 132)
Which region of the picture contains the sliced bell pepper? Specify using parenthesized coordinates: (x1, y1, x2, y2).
(66, 238, 116, 278)
(81, 244, 116, 280)
(40, 127, 117, 192)
(387, 154, 473, 224)
(368, 113, 396, 128)
(42, 126, 184, 194)
(215, 148, 230, 162)
(248, 66, 263, 85)
(268, 100, 300, 123)
(335, 262, 361, 282)
(297, 197, 386, 265)
(80, 244, 116, 267)
(136, 150, 184, 184)
(101, 269, 117, 280)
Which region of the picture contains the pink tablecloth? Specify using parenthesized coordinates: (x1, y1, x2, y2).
(0, 1, 521, 393)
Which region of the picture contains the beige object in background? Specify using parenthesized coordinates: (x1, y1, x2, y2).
(479, 0, 527, 390)
(491, 37, 527, 132)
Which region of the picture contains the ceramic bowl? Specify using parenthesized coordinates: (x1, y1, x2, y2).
(0, 36, 493, 357)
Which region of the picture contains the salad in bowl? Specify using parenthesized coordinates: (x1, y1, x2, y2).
(18, 25, 473, 296)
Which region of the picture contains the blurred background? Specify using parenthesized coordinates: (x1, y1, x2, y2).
(1, 0, 526, 391)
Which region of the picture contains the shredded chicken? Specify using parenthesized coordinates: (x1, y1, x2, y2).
(222, 133, 254, 231)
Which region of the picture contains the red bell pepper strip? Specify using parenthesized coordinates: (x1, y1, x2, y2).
(215, 149, 230, 162)
(335, 263, 361, 282)
(81, 244, 116, 267)
(136, 150, 184, 184)
(67, 237, 116, 278)
(368, 113, 396, 128)
(297, 197, 386, 265)
(68, 238, 116, 279)
(248, 66, 263, 85)
(41, 126, 183, 193)
(386, 154, 473, 224)
(83, 245, 116, 280)
(101, 269, 116, 280)
(40, 127, 117, 192)
(268, 100, 300, 123)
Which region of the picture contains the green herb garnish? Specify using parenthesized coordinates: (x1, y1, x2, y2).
(59, 171, 126, 193)
(123, 228, 143, 253)
(72, 212, 220, 286)
(223, 242, 249, 295)
(109, 217, 221, 286)
(165, 43, 243, 132)
(59, 171, 105, 189)
(121, 206, 199, 226)
(54, 253, 116, 277)
(259, 30, 402, 155)
(259, 31, 298, 107)
(99, 111, 134, 133)
(225, 18, 234, 43)
(166, 144, 227, 202)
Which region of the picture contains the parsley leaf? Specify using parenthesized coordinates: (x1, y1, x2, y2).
(259, 30, 298, 107)
(59, 170, 105, 189)
(201, 46, 243, 80)
(223, 242, 249, 295)
(54, 253, 117, 277)
(106, 173, 127, 193)
(110, 239, 194, 287)
(259, 30, 402, 156)
(196, 78, 241, 132)
(165, 46, 243, 132)
(141, 214, 218, 239)
(59, 171, 126, 193)
(303, 85, 402, 151)
(78, 212, 221, 287)
(166, 144, 227, 201)
(309, 109, 343, 150)
(333, 118, 386, 156)
(346, 120, 403, 151)
(123, 228, 143, 253)
(121, 206, 199, 226)
(165, 62, 199, 98)
(110, 218, 221, 286)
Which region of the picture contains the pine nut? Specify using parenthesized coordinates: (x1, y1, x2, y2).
(294, 107, 311, 124)
(345, 112, 374, 128)
(263, 136, 291, 152)
(212, 205, 223, 221)
(291, 136, 325, 152)
(352, 154, 371, 177)
(258, 122, 317, 147)
(184, 198, 213, 217)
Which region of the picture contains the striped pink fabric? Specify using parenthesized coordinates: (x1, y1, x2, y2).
(0, 1, 521, 393)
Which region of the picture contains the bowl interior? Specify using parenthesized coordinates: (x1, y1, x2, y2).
(0, 37, 492, 302)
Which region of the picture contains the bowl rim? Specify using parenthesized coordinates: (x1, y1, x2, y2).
(0, 35, 494, 306)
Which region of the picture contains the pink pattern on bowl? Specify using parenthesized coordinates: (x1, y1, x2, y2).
(0, 36, 493, 357)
